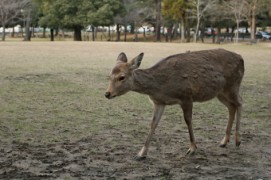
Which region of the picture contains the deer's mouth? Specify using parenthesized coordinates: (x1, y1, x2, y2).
(105, 92, 116, 99)
(107, 95, 116, 99)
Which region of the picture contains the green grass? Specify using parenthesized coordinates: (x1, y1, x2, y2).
(0, 42, 270, 145)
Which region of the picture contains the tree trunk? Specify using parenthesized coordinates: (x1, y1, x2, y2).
(134, 21, 138, 42)
(250, 1, 257, 40)
(116, 24, 121, 41)
(231, 26, 235, 42)
(155, 0, 161, 41)
(42, 27, 46, 38)
(1, 24, 6, 41)
(55, 28, 59, 36)
(167, 24, 173, 42)
(50, 28, 54, 41)
(194, 22, 200, 42)
(11, 26, 15, 37)
(91, 26, 95, 41)
(180, 20, 185, 43)
(143, 27, 146, 41)
(62, 29, 65, 39)
(172, 23, 178, 40)
(124, 25, 127, 42)
(194, 0, 200, 42)
(107, 26, 111, 41)
(24, 9, 31, 41)
(130, 24, 135, 34)
(211, 28, 215, 43)
(200, 24, 205, 43)
(216, 27, 221, 43)
(185, 14, 191, 43)
(32, 27, 35, 38)
(235, 20, 240, 43)
(74, 26, 82, 41)
(134, 30, 138, 42)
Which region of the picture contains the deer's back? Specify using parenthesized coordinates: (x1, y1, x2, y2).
(145, 49, 244, 103)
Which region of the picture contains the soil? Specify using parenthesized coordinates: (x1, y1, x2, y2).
(0, 42, 270, 179)
(0, 125, 270, 179)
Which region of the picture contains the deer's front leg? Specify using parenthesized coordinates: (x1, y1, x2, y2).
(135, 103, 165, 161)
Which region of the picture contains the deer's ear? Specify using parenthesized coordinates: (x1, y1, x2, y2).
(117, 52, 128, 63)
(129, 53, 144, 70)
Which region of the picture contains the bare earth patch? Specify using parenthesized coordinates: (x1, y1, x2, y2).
(0, 42, 270, 179)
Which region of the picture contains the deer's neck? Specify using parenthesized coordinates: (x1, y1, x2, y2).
(131, 69, 158, 95)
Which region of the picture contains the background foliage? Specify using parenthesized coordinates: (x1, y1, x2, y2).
(0, 0, 271, 41)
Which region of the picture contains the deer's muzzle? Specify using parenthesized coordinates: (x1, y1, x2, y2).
(105, 92, 111, 99)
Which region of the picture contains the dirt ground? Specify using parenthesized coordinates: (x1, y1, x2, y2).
(0, 42, 270, 179)
(0, 126, 270, 179)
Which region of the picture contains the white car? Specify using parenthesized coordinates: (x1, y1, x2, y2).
(256, 31, 271, 40)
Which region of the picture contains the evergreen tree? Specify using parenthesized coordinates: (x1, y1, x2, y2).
(37, 0, 124, 41)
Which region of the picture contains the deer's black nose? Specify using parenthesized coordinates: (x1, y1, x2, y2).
(105, 92, 111, 99)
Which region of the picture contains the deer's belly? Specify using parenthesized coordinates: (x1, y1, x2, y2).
(191, 74, 225, 102)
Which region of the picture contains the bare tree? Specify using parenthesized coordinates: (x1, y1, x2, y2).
(241, 0, 270, 40)
(191, 0, 217, 42)
(155, 0, 162, 41)
(22, 6, 32, 41)
(114, 0, 147, 42)
(246, 0, 267, 40)
(223, 0, 249, 43)
(0, 0, 31, 41)
(249, 0, 258, 40)
(114, 0, 135, 41)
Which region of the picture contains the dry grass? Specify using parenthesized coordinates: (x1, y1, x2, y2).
(0, 41, 270, 144)
(0, 41, 271, 179)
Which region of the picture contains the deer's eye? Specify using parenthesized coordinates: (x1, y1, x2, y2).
(118, 76, 125, 81)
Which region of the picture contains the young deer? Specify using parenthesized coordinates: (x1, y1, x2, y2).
(105, 49, 244, 160)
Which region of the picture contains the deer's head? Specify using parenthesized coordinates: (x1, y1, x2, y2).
(105, 52, 144, 99)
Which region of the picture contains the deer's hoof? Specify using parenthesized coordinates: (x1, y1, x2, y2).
(219, 143, 227, 148)
(185, 148, 196, 156)
(235, 133, 241, 147)
(220, 137, 229, 148)
(185, 144, 197, 156)
(133, 155, 147, 161)
(236, 141, 241, 147)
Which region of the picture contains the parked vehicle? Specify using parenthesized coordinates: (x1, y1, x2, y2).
(256, 31, 271, 40)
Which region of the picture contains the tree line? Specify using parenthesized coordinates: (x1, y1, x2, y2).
(0, 0, 270, 42)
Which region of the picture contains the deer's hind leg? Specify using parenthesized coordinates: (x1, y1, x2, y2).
(217, 91, 242, 147)
(181, 102, 197, 155)
(235, 94, 242, 147)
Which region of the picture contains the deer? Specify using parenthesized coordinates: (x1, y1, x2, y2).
(105, 49, 244, 160)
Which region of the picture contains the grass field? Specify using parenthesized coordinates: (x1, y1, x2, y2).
(0, 41, 270, 179)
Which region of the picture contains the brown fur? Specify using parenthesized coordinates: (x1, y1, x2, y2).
(105, 49, 244, 160)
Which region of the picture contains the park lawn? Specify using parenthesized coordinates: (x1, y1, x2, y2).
(0, 41, 270, 144)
